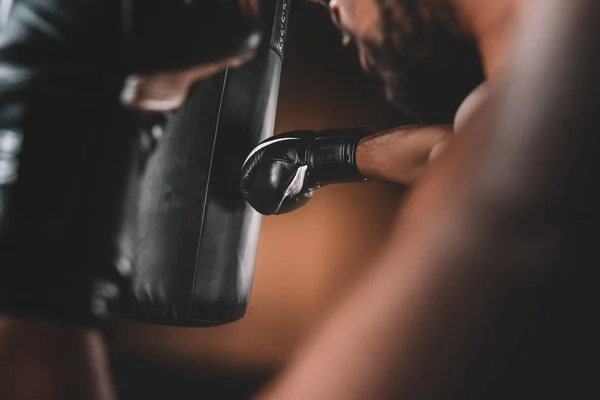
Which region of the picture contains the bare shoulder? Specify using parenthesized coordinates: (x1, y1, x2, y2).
(453, 82, 491, 133)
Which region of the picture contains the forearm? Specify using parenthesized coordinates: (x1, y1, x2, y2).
(0, 317, 115, 400)
(356, 125, 452, 185)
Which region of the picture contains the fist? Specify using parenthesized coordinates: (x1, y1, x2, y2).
(240, 128, 369, 215)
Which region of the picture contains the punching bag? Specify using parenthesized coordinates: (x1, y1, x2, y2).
(124, 0, 292, 326)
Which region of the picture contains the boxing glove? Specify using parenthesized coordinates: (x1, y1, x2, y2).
(241, 128, 370, 215)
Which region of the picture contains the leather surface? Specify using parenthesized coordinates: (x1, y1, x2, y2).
(124, 0, 291, 327)
(240, 128, 370, 215)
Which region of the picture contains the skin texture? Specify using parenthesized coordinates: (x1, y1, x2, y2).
(353, 78, 487, 184)
(254, 0, 596, 399)
(355, 124, 452, 184)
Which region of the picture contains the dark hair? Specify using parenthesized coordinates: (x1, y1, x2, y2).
(373, 0, 485, 124)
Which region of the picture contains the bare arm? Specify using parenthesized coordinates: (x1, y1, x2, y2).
(255, 0, 597, 398)
(355, 83, 489, 186)
(356, 125, 452, 185)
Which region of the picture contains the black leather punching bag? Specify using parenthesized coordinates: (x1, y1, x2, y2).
(124, 0, 292, 326)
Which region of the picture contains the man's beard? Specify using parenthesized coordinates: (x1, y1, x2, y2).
(367, 0, 484, 124)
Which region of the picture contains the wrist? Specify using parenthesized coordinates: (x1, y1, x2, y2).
(354, 125, 453, 185)
(355, 134, 379, 180)
(306, 128, 370, 187)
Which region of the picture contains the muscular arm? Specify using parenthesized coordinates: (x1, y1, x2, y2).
(356, 125, 452, 185)
(255, 0, 597, 398)
(240, 124, 452, 215)
(355, 83, 488, 185)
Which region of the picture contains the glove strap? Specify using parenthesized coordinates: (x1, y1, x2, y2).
(306, 127, 370, 188)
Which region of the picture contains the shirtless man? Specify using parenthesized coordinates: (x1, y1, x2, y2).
(241, 0, 485, 214)
(2, 0, 595, 399)
(247, 0, 597, 398)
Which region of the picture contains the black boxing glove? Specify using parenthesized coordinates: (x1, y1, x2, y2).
(240, 128, 370, 215)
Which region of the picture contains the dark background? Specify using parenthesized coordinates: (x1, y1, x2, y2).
(111, 2, 406, 399)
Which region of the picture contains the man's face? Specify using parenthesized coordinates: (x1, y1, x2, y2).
(312, 0, 483, 122)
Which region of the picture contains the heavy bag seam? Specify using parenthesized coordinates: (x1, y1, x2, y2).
(189, 68, 229, 319)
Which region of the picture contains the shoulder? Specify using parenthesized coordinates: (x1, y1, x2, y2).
(453, 82, 491, 133)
